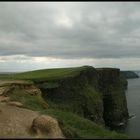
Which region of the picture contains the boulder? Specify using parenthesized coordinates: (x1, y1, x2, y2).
(31, 115, 64, 138)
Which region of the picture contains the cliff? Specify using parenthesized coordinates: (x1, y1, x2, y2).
(97, 68, 128, 127)
(121, 71, 139, 79)
(0, 66, 128, 138)
(28, 66, 129, 128)
(34, 66, 104, 125)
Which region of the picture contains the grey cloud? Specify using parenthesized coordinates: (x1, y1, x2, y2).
(0, 2, 140, 59)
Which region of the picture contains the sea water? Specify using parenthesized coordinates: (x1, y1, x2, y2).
(124, 71, 140, 138)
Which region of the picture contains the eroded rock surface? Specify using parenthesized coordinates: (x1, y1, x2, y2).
(0, 103, 64, 138)
(31, 115, 64, 138)
(0, 80, 64, 138)
(0, 80, 41, 96)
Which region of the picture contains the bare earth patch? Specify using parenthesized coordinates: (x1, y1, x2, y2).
(0, 102, 64, 138)
(0, 80, 64, 138)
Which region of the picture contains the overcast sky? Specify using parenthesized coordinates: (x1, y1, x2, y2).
(0, 2, 140, 72)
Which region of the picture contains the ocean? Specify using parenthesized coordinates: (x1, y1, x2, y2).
(124, 71, 140, 138)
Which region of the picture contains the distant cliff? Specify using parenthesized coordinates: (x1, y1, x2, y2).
(121, 71, 139, 79)
(31, 66, 129, 128)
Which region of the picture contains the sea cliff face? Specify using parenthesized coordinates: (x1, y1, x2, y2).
(34, 66, 129, 128)
(97, 68, 129, 127)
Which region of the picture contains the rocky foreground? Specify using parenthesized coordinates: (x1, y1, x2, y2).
(0, 81, 64, 138)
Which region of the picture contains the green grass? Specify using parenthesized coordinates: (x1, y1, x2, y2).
(41, 109, 127, 138)
(0, 73, 15, 80)
(0, 66, 93, 81)
(38, 82, 60, 89)
(5, 88, 127, 139)
(6, 89, 47, 111)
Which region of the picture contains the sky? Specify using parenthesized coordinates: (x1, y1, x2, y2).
(0, 2, 140, 72)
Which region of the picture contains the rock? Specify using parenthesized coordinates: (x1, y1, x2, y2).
(0, 87, 5, 95)
(8, 101, 23, 108)
(128, 114, 136, 120)
(117, 122, 125, 126)
(31, 115, 64, 138)
(0, 80, 42, 96)
(0, 96, 9, 102)
(98, 68, 129, 127)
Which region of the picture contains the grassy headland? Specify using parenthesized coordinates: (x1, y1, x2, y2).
(0, 66, 128, 138)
